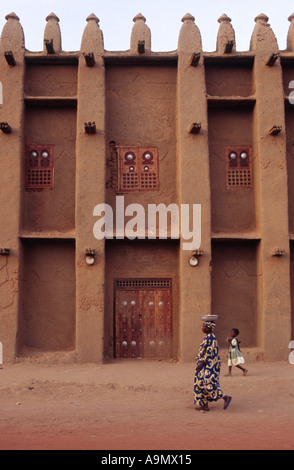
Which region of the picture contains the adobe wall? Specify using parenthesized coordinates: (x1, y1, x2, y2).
(24, 106, 76, 232)
(105, 64, 178, 210)
(211, 240, 258, 348)
(209, 106, 255, 233)
(20, 239, 76, 352)
(0, 11, 293, 363)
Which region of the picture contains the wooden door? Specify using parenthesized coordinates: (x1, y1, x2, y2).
(115, 279, 172, 359)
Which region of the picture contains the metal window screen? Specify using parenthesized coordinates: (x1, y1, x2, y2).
(26, 168, 53, 188)
(115, 278, 171, 289)
(227, 169, 252, 187)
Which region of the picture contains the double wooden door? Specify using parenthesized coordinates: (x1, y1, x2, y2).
(115, 279, 172, 359)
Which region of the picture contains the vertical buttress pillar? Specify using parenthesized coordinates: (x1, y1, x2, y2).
(177, 14, 211, 360)
(0, 13, 25, 363)
(251, 14, 291, 359)
(75, 14, 106, 362)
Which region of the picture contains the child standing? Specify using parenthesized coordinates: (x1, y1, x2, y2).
(226, 328, 248, 376)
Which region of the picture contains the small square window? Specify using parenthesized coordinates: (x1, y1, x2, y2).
(25, 145, 54, 190)
(226, 146, 252, 189)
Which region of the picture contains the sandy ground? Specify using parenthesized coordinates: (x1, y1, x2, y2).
(0, 358, 294, 451)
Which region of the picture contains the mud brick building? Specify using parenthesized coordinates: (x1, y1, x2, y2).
(0, 11, 294, 364)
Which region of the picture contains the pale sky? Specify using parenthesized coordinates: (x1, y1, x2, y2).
(0, 0, 294, 53)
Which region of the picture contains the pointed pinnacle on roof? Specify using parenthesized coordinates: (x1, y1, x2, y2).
(254, 13, 269, 23)
(133, 13, 146, 23)
(46, 12, 60, 22)
(181, 13, 195, 23)
(86, 13, 99, 23)
(5, 12, 20, 21)
(218, 14, 232, 23)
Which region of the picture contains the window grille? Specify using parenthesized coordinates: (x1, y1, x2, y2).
(25, 145, 54, 190)
(226, 146, 252, 189)
(118, 146, 159, 192)
(115, 278, 171, 289)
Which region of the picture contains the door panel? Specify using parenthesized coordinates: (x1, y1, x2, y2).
(142, 289, 172, 358)
(115, 290, 143, 358)
(115, 280, 172, 359)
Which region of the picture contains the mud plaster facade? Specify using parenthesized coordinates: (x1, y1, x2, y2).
(0, 11, 294, 364)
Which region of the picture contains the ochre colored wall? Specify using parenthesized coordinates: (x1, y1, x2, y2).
(211, 240, 259, 348)
(25, 64, 77, 97)
(19, 239, 76, 352)
(285, 106, 294, 234)
(105, 65, 177, 210)
(209, 106, 255, 234)
(24, 106, 76, 232)
(205, 64, 253, 97)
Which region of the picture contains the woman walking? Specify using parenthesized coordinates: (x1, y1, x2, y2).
(194, 320, 232, 412)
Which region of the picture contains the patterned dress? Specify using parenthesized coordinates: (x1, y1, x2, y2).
(194, 332, 224, 407)
(228, 338, 245, 366)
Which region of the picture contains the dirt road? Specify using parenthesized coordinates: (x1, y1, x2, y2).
(0, 359, 293, 450)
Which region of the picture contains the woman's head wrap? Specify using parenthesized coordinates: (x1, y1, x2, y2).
(204, 321, 216, 331)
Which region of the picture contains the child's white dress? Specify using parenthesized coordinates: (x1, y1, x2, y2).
(228, 338, 245, 366)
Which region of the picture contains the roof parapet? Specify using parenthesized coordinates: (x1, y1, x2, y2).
(0, 11, 24, 53)
(250, 13, 279, 52)
(80, 13, 104, 57)
(130, 13, 151, 54)
(287, 13, 294, 51)
(1, 11, 291, 56)
(178, 13, 202, 54)
(44, 12, 61, 54)
(217, 14, 236, 54)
